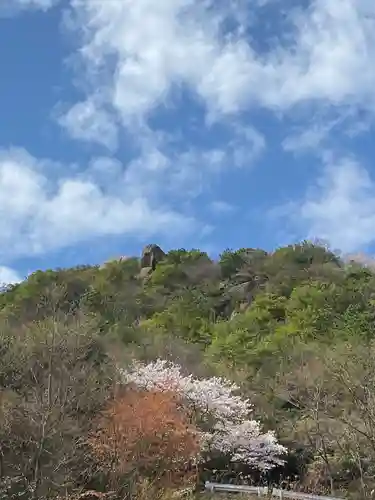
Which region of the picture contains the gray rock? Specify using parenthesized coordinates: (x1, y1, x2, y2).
(139, 266, 153, 279)
(140, 244, 166, 270)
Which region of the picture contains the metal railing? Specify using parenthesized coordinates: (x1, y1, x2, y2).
(205, 482, 345, 500)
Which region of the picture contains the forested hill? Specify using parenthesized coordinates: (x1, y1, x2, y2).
(1, 241, 375, 499)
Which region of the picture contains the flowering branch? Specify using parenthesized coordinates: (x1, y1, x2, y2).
(119, 359, 287, 471)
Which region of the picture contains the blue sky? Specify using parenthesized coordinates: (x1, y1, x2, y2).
(1, 0, 375, 284)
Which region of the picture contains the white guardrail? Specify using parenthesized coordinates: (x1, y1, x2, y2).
(204, 482, 345, 500)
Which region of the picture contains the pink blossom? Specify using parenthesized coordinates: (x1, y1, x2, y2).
(120, 358, 286, 471)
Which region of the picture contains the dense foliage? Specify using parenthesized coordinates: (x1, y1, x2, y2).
(1, 241, 375, 498)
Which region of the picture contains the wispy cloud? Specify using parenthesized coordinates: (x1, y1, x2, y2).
(0, 120, 262, 262)
(282, 115, 343, 154)
(120, 124, 265, 202)
(62, 0, 375, 134)
(272, 157, 375, 254)
(0, 0, 58, 16)
(209, 201, 236, 214)
(58, 0, 375, 253)
(4, 0, 375, 266)
(0, 266, 22, 286)
(0, 148, 197, 261)
(57, 98, 119, 151)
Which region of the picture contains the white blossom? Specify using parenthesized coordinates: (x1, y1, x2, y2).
(119, 358, 287, 471)
(120, 359, 251, 421)
(205, 420, 287, 470)
(184, 376, 251, 422)
(120, 359, 189, 393)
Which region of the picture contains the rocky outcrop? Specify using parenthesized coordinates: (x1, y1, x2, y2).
(140, 244, 166, 271)
(139, 266, 153, 279)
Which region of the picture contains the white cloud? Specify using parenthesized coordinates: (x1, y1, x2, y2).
(65, 0, 251, 128)
(0, 148, 197, 261)
(0, 266, 22, 286)
(118, 124, 264, 202)
(58, 99, 118, 151)
(0, 0, 58, 15)
(0, 120, 261, 264)
(56, 0, 375, 249)
(6, 0, 375, 262)
(282, 116, 341, 154)
(282, 108, 373, 157)
(209, 201, 236, 214)
(275, 157, 375, 253)
(61, 0, 375, 138)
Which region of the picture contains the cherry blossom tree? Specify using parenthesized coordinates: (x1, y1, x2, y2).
(119, 359, 286, 472)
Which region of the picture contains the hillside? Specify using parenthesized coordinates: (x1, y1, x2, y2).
(1, 241, 375, 499)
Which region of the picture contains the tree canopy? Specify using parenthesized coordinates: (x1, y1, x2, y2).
(1, 242, 375, 499)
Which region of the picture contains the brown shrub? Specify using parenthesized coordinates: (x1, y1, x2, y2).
(88, 388, 200, 490)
